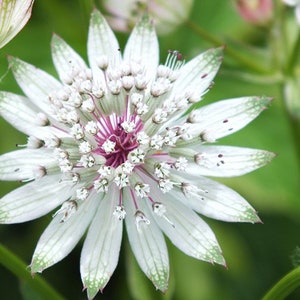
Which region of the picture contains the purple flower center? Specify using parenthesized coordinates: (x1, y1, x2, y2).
(93, 113, 143, 168)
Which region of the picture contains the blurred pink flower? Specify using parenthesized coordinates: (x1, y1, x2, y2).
(0, 0, 34, 48)
(235, 0, 273, 24)
(102, 0, 193, 35)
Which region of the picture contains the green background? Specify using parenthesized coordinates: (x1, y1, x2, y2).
(0, 0, 300, 299)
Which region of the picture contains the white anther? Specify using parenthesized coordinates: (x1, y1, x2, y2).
(80, 154, 95, 168)
(80, 80, 93, 93)
(135, 210, 150, 229)
(121, 120, 135, 133)
(44, 136, 61, 148)
(154, 162, 170, 179)
(173, 157, 188, 171)
(159, 179, 173, 193)
(134, 183, 150, 198)
(135, 101, 149, 115)
(68, 92, 82, 107)
(122, 76, 134, 90)
(85, 121, 98, 135)
(76, 187, 89, 201)
(128, 148, 145, 164)
(101, 140, 116, 154)
(53, 200, 77, 223)
(79, 141, 93, 154)
(152, 202, 174, 227)
(94, 178, 109, 192)
(114, 172, 129, 188)
(96, 55, 109, 70)
(136, 131, 149, 145)
(81, 98, 95, 112)
(113, 205, 126, 220)
(108, 79, 122, 95)
(150, 134, 164, 150)
(130, 93, 143, 105)
(97, 165, 112, 178)
(70, 123, 85, 140)
(36, 112, 49, 126)
(121, 160, 134, 174)
(163, 129, 178, 146)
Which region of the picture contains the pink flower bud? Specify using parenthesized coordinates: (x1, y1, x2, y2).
(235, 0, 273, 24)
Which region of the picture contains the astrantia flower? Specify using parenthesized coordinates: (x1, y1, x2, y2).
(0, 0, 34, 48)
(103, 0, 193, 35)
(0, 9, 274, 299)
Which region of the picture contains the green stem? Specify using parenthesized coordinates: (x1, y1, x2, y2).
(286, 31, 300, 75)
(262, 266, 300, 300)
(0, 244, 65, 300)
(185, 20, 271, 74)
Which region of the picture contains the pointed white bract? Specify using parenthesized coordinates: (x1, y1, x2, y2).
(80, 187, 122, 299)
(0, 9, 274, 299)
(123, 188, 169, 292)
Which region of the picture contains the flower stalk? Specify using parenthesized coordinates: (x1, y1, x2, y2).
(262, 266, 300, 300)
(185, 19, 272, 74)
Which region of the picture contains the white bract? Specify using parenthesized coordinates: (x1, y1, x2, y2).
(0, 10, 274, 299)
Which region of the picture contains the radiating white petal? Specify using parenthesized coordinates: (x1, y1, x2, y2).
(31, 191, 98, 273)
(124, 14, 159, 82)
(8, 56, 62, 117)
(186, 96, 272, 140)
(88, 9, 121, 86)
(171, 47, 223, 101)
(0, 91, 65, 139)
(80, 187, 121, 298)
(0, 149, 57, 181)
(172, 174, 260, 222)
(146, 183, 225, 265)
(123, 187, 169, 291)
(0, 91, 41, 134)
(186, 145, 275, 177)
(0, 174, 74, 223)
(51, 34, 89, 83)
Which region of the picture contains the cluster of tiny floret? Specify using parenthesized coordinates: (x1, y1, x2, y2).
(28, 50, 216, 225)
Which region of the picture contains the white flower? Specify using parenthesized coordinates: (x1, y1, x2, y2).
(0, 10, 274, 299)
(283, 0, 300, 24)
(0, 0, 34, 48)
(103, 0, 194, 35)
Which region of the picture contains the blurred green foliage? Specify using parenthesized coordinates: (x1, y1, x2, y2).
(0, 0, 300, 299)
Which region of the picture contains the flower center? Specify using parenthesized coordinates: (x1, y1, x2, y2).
(93, 113, 142, 168)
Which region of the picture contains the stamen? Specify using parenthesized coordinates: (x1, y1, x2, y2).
(53, 200, 78, 223)
(135, 210, 150, 231)
(76, 187, 89, 201)
(113, 205, 126, 220)
(134, 182, 150, 198)
(152, 202, 175, 227)
(101, 140, 116, 154)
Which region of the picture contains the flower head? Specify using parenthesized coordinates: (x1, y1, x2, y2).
(102, 0, 193, 35)
(0, 0, 34, 48)
(0, 9, 274, 299)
